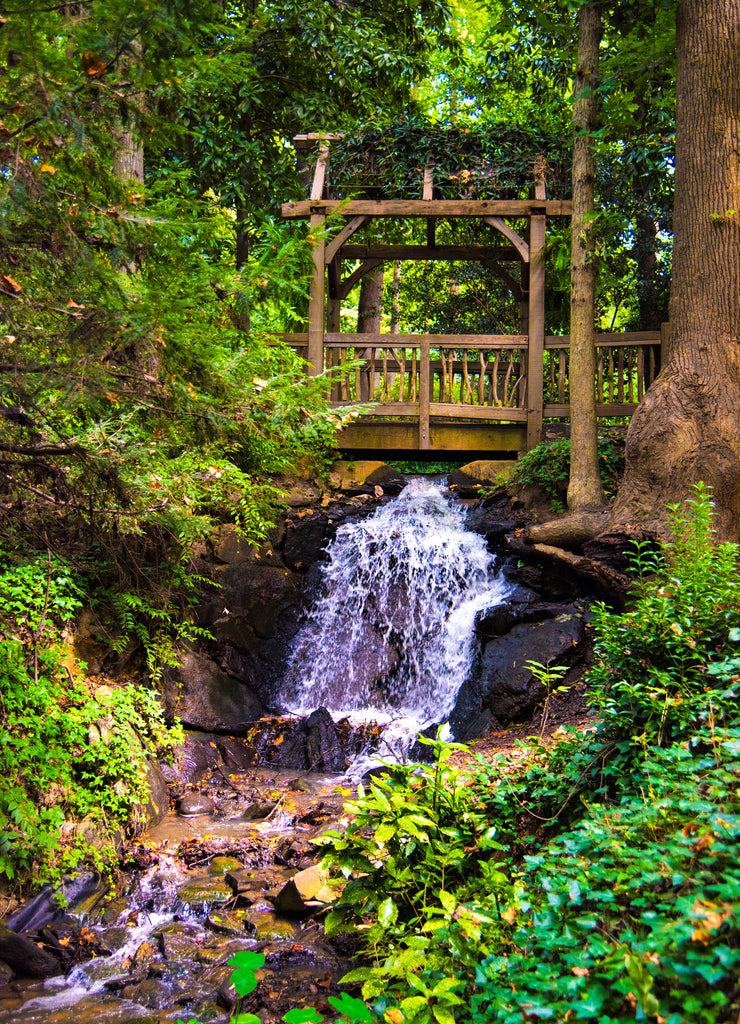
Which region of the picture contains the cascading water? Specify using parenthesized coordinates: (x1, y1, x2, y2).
(283, 479, 510, 766)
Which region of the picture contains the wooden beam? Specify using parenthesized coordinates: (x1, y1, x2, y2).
(325, 215, 370, 265)
(483, 216, 530, 263)
(526, 213, 547, 449)
(544, 331, 661, 348)
(292, 132, 343, 150)
(324, 333, 528, 348)
(340, 244, 519, 262)
(338, 259, 384, 300)
(307, 212, 326, 376)
(336, 418, 526, 453)
(283, 199, 573, 218)
(310, 143, 330, 201)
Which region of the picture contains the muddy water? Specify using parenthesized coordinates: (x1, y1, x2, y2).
(0, 771, 355, 1024)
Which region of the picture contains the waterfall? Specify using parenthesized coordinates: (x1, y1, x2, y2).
(282, 480, 510, 765)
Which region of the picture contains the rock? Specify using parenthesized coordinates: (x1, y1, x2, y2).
(178, 880, 232, 907)
(0, 924, 60, 978)
(208, 856, 243, 876)
(329, 460, 390, 492)
(142, 760, 170, 828)
(7, 871, 103, 933)
(305, 708, 347, 773)
(363, 465, 407, 495)
(178, 792, 215, 816)
(205, 908, 251, 936)
(242, 800, 278, 820)
(273, 865, 338, 914)
(246, 909, 298, 940)
(163, 652, 264, 733)
(283, 516, 335, 571)
(475, 610, 587, 722)
(215, 735, 254, 770)
(448, 460, 515, 496)
(120, 978, 170, 1010)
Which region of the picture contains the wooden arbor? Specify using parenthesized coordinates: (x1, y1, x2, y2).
(280, 134, 661, 454)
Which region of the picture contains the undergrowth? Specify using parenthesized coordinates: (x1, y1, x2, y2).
(0, 555, 182, 887)
(511, 432, 625, 508)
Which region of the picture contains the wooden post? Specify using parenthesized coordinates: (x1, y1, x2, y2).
(307, 213, 326, 377)
(419, 337, 430, 450)
(306, 143, 330, 377)
(423, 167, 436, 246)
(526, 214, 546, 449)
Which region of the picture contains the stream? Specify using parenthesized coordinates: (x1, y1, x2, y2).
(0, 480, 522, 1023)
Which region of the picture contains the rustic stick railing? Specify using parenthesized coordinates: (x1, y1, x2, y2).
(276, 330, 661, 451)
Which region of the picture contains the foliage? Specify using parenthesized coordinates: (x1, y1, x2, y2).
(589, 482, 740, 747)
(510, 432, 625, 506)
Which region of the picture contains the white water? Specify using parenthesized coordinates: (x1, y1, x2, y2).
(283, 480, 510, 766)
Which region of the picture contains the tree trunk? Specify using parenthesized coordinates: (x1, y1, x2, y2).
(357, 266, 384, 401)
(567, 2, 606, 511)
(610, 0, 740, 541)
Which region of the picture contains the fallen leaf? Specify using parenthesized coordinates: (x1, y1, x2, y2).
(39, 163, 56, 174)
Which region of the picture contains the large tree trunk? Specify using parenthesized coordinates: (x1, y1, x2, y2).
(567, 2, 606, 511)
(358, 266, 384, 401)
(609, 0, 740, 541)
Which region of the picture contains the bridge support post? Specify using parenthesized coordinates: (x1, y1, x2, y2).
(526, 212, 546, 450)
(419, 337, 430, 449)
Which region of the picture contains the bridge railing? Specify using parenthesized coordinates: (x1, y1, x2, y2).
(276, 329, 662, 449)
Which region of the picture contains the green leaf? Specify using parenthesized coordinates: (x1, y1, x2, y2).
(228, 951, 266, 970)
(327, 993, 374, 1022)
(283, 1009, 324, 1024)
(377, 896, 398, 928)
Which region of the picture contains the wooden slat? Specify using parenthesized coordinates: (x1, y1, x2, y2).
(544, 403, 638, 417)
(307, 211, 325, 376)
(283, 199, 574, 218)
(310, 143, 330, 201)
(526, 212, 546, 449)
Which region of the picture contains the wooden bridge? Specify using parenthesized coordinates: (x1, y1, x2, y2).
(277, 134, 663, 457)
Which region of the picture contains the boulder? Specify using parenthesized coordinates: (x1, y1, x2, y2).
(0, 924, 60, 978)
(475, 610, 587, 722)
(178, 792, 216, 816)
(273, 865, 337, 914)
(305, 707, 347, 773)
(448, 460, 515, 496)
(163, 653, 264, 733)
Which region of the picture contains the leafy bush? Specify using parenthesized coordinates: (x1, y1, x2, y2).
(511, 432, 625, 507)
(590, 482, 740, 746)
(0, 556, 181, 885)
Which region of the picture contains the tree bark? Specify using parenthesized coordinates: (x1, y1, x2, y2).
(357, 265, 384, 401)
(567, 2, 606, 511)
(610, 0, 740, 541)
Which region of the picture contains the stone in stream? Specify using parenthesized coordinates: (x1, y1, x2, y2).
(208, 855, 243, 875)
(178, 879, 232, 907)
(273, 865, 339, 915)
(177, 791, 216, 816)
(0, 923, 60, 978)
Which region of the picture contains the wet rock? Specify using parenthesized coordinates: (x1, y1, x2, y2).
(464, 510, 518, 550)
(305, 708, 347, 773)
(363, 465, 408, 496)
(161, 930, 203, 963)
(178, 879, 233, 908)
(242, 800, 278, 820)
(208, 855, 243, 875)
(0, 924, 61, 978)
(477, 610, 587, 722)
(120, 977, 170, 1009)
(0, 961, 12, 985)
(215, 735, 254, 770)
(283, 516, 335, 571)
(8, 871, 102, 933)
(246, 909, 297, 941)
(178, 791, 216, 816)
(206, 908, 251, 936)
(475, 587, 566, 638)
(163, 653, 264, 733)
(274, 865, 337, 915)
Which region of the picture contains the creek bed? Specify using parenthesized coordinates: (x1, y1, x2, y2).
(0, 771, 355, 1024)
